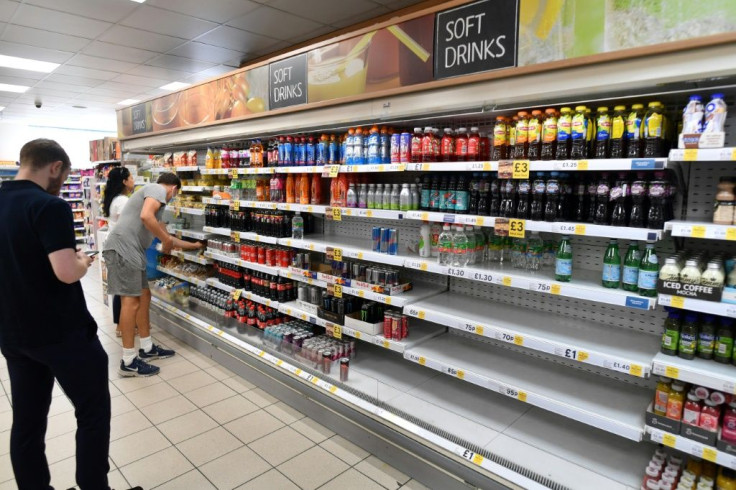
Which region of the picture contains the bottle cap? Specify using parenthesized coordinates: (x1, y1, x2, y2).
(614, 105, 626, 111)
(711, 93, 725, 99)
(632, 104, 644, 109)
(575, 105, 586, 111)
(560, 107, 571, 112)
(689, 95, 702, 101)
(597, 106, 609, 112)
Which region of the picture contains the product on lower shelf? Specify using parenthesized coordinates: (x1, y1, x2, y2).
(639, 446, 731, 490)
(660, 308, 736, 364)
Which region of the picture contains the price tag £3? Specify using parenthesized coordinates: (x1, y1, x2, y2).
(512, 160, 530, 179)
(508, 219, 525, 238)
(332, 208, 342, 221)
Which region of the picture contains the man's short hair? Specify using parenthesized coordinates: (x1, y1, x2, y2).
(19, 139, 71, 171)
(156, 172, 181, 188)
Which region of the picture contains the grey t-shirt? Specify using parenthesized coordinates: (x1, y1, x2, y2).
(104, 183, 167, 270)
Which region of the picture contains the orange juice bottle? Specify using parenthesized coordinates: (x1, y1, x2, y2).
(285, 173, 295, 203)
(251, 140, 264, 167)
(311, 173, 322, 205)
(337, 174, 349, 207)
(214, 147, 222, 168)
(299, 172, 310, 204)
(205, 147, 214, 169)
(255, 177, 265, 201)
(330, 177, 338, 206)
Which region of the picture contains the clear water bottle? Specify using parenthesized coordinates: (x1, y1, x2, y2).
(391, 184, 401, 211)
(358, 183, 368, 209)
(438, 224, 453, 266)
(526, 232, 544, 271)
(452, 224, 469, 267)
(367, 183, 376, 209)
(474, 226, 486, 264)
(465, 225, 476, 265)
(382, 183, 391, 210)
(399, 183, 411, 212)
(346, 183, 357, 208)
(292, 212, 304, 239)
(511, 238, 527, 269)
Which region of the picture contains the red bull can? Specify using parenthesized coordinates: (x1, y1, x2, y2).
(372, 227, 382, 252)
(388, 229, 399, 255)
(380, 228, 390, 254)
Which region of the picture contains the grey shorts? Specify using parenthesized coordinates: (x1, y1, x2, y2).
(104, 250, 148, 297)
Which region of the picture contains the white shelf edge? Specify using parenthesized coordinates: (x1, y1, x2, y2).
(204, 250, 276, 275)
(666, 220, 736, 241)
(404, 158, 668, 172)
(669, 148, 736, 162)
(165, 206, 205, 216)
(658, 294, 736, 319)
(279, 237, 406, 267)
(651, 352, 736, 394)
(646, 427, 736, 470)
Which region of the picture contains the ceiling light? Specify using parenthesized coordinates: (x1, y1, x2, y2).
(0, 106, 4, 112)
(130, 0, 146, 3)
(159, 81, 190, 91)
(117, 99, 140, 106)
(0, 54, 59, 73)
(0, 83, 29, 93)
(72, 105, 87, 109)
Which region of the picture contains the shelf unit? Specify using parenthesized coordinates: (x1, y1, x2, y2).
(646, 427, 736, 470)
(658, 294, 736, 318)
(405, 157, 668, 172)
(666, 220, 736, 240)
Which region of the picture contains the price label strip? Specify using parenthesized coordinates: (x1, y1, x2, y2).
(512, 160, 530, 179)
(508, 219, 525, 238)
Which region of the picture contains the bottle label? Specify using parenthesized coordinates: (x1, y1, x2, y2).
(698, 332, 715, 354)
(430, 190, 440, 209)
(454, 242, 467, 254)
(638, 270, 658, 290)
(493, 125, 507, 146)
(680, 332, 697, 354)
(631, 181, 646, 196)
(528, 119, 541, 143)
(649, 183, 665, 197)
(622, 265, 639, 285)
(662, 328, 679, 348)
(439, 239, 452, 253)
(602, 263, 621, 282)
(456, 139, 468, 157)
(646, 113, 663, 138)
(683, 406, 700, 426)
(546, 181, 559, 194)
(517, 181, 531, 194)
(609, 186, 623, 200)
(446, 190, 456, 209)
(597, 183, 610, 196)
(717, 337, 734, 355)
(468, 137, 480, 157)
(515, 123, 528, 144)
(533, 181, 546, 194)
(441, 137, 454, 156)
(542, 119, 557, 143)
(557, 116, 571, 141)
(612, 116, 625, 139)
(666, 399, 683, 420)
(626, 114, 641, 140)
(438, 191, 448, 210)
(596, 114, 611, 141)
(654, 389, 668, 413)
(571, 114, 586, 140)
(455, 191, 469, 212)
(421, 189, 431, 208)
(555, 258, 572, 276)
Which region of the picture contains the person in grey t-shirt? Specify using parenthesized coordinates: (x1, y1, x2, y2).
(104, 172, 202, 377)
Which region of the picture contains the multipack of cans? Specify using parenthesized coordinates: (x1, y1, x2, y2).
(371, 227, 399, 255)
(383, 312, 409, 340)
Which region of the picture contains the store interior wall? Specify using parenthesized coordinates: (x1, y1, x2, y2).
(0, 122, 115, 168)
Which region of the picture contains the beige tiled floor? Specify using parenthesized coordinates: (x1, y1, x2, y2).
(0, 267, 429, 490)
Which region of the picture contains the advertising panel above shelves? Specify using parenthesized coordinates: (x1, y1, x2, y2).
(116, 0, 736, 140)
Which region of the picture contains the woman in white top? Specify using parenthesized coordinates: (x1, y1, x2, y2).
(103, 167, 135, 336)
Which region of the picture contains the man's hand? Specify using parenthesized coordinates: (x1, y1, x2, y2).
(183, 241, 204, 251)
(76, 250, 94, 267)
(161, 236, 174, 255)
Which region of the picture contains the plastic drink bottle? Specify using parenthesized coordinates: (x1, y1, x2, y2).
(399, 183, 411, 212)
(419, 222, 431, 258)
(682, 95, 704, 134)
(643, 101, 664, 158)
(464, 225, 476, 265)
(625, 104, 644, 158)
(451, 225, 469, 267)
(679, 313, 699, 360)
(514, 112, 529, 159)
(602, 239, 621, 288)
(661, 310, 681, 356)
(555, 236, 573, 282)
(358, 183, 368, 209)
(594, 106, 611, 159)
(367, 183, 376, 209)
(570, 106, 587, 159)
(540, 108, 557, 160)
(637, 241, 659, 297)
(438, 224, 453, 265)
(526, 232, 543, 271)
(622, 241, 641, 292)
(609, 105, 626, 158)
(703, 93, 727, 133)
(291, 212, 304, 239)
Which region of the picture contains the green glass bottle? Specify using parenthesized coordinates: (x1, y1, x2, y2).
(661, 309, 681, 356)
(555, 235, 573, 282)
(678, 313, 699, 360)
(622, 241, 641, 292)
(716, 318, 735, 364)
(637, 241, 658, 297)
(602, 239, 621, 288)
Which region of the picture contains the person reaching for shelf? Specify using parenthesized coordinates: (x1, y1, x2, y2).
(103, 172, 203, 377)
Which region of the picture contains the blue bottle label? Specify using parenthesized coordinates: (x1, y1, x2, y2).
(421, 189, 430, 208)
(602, 264, 620, 282)
(555, 258, 572, 276)
(316, 142, 327, 164)
(455, 191, 469, 212)
(328, 142, 338, 164)
(637, 270, 658, 289)
(622, 265, 639, 285)
(283, 143, 293, 164)
(306, 144, 315, 165)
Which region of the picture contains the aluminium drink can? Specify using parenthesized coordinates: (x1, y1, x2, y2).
(372, 227, 382, 252)
(390, 132, 401, 163)
(387, 229, 399, 255)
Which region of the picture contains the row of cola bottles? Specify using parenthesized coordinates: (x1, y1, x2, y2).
(417, 171, 676, 229)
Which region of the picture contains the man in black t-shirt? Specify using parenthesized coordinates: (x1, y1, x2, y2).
(0, 140, 111, 490)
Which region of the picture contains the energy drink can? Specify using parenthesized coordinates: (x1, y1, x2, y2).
(399, 132, 411, 163)
(388, 229, 399, 255)
(340, 357, 349, 381)
(401, 314, 409, 339)
(302, 253, 311, 271)
(390, 132, 401, 163)
(387, 270, 399, 286)
(380, 228, 390, 254)
(383, 312, 392, 339)
(391, 313, 401, 340)
(372, 227, 382, 252)
(376, 270, 386, 286)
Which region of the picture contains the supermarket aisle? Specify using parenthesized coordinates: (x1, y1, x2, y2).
(0, 266, 429, 490)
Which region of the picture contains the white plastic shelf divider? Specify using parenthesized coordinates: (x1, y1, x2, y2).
(202, 198, 230, 206)
(646, 427, 736, 470)
(204, 250, 276, 275)
(669, 148, 736, 162)
(156, 266, 208, 287)
(658, 294, 736, 319)
(279, 235, 405, 267)
(405, 158, 667, 172)
(404, 291, 658, 377)
(278, 301, 327, 327)
(276, 166, 325, 174)
(404, 334, 650, 440)
(169, 228, 212, 240)
(666, 220, 736, 241)
(174, 166, 200, 172)
(202, 226, 230, 236)
(279, 203, 328, 214)
(652, 352, 736, 394)
(165, 206, 205, 216)
(405, 211, 494, 227)
(403, 256, 655, 310)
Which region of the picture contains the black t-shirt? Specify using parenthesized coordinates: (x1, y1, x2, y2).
(0, 180, 97, 348)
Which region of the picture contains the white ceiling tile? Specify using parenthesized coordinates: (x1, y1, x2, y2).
(167, 41, 245, 64)
(11, 4, 112, 39)
(0, 40, 74, 64)
(145, 54, 216, 73)
(94, 80, 150, 93)
(287, 25, 337, 45)
(226, 6, 323, 41)
(82, 41, 157, 64)
(112, 73, 169, 88)
(87, 86, 140, 97)
(66, 54, 138, 73)
(251, 40, 290, 58)
(0, 0, 19, 22)
(54, 65, 119, 81)
(120, 5, 217, 39)
(71, 93, 121, 104)
(99, 25, 186, 53)
(329, 5, 391, 29)
(185, 64, 235, 82)
(24, 0, 138, 23)
(34, 80, 88, 93)
(122, 65, 191, 82)
(0, 73, 40, 86)
(269, 0, 377, 25)
(222, 56, 245, 68)
(196, 25, 276, 52)
(147, 0, 261, 24)
(2, 24, 89, 52)
(45, 73, 105, 88)
(0, 66, 46, 80)
(17, 94, 72, 104)
(26, 87, 85, 98)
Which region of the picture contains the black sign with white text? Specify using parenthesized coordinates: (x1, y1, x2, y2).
(131, 102, 151, 135)
(434, 0, 519, 80)
(269, 54, 307, 110)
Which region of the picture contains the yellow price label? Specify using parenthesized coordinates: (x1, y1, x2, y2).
(518, 391, 527, 402)
(512, 160, 530, 179)
(385, 297, 391, 305)
(727, 228, 736, 241)
(683, 149, 699, 161)
(577, 160, 589, 171)
(420, 262, 428, 271)
(691, 225, 706, 238)
(217, 330, 224, 336)
(231, 168, 239, 178)
(670, 296, 685, 309)
(329, 386, 337, 394)
(629, 364, 643, 377)
(513, 336, 524, 346)
(332, 208, 342, 221)
(174, 205, 181, 218)
(577, 351, 589, 362)
(354, 331, 361, 339)
(333, 248, 343, 261)
(502, 276, 512, 287)
(328, 165, 340, 178)
(311, 377, 319, 384)
(295, 368, 302, 375)
(419, 356, 426, 365)
(382, 340, 389, 348)
(418, 310, 426, 320)
(662, 433, 677, 448)
(732, 148, 736, 161)
(231, 231, 240, 243)
(333, 324, 342, 339)
(574, 225, 586, 235)
(276, 359, 283, 366)
(258, 351, 266, 357)
(232, 200, 240, 211)
(476, 217, 484, 226)
(333, 284, 343, 298)
(476, 326, 484, 336)
(509, 219, 525, 238)
(550, 284, 561, 295)
(232, 289, 242, 300)
(665, 366, 679, 379)
(366, 210, 373, 217)
(358, 290, 365, 298)
(472, 454, 484, 465)
(702, 447, 718, 463)
(457, 370, 465, 380)
(420, 212, 429, 220)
